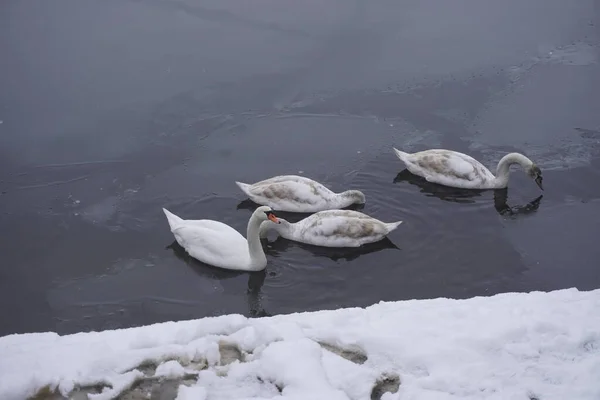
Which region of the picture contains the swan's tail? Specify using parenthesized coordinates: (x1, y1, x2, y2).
(162, 208, 183, 231)
(392, 147, 409, 163)
(235, 181, 252, 195)
(385, 221, 403, 232)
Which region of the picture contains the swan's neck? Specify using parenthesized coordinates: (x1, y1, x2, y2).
(276, 219, 294, 238)
(494, 153, 533, 188)
(259, 219, 294, 239)
(246, 215, 267, 271)
(335, 190, 365, 208)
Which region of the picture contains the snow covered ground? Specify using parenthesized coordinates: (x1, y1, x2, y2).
(1, 288, 599, 400)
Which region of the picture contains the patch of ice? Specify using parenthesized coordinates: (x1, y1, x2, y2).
(396, 129, 443, 152)
(541, 42, 598, 66)
(467, 42, 600, 171)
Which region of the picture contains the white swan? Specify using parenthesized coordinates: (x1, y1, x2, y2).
(235, 175, 366, 213)
(392, 148, 543, 190)
(162, 206, 280, 271)
(259, 210, 402, 248)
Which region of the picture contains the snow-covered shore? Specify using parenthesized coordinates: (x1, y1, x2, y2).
(1, 288, 599, 400)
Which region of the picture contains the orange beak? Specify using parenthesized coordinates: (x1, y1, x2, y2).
(267, 213, 280, 224)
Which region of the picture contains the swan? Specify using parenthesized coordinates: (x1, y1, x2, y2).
(392, 148, 543, 190)
(259, 209, 402, 248)
(162, 206, 280, 271)
(235, 175, 366, 213)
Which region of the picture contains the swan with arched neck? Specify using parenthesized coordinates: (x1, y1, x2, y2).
(392, 148, 543, 190)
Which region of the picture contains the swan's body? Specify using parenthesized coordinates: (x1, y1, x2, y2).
(235, 175, 366, 213)
(392, 148, 543, 190)
(259, 210, 402, 248)
(163, 206, 279, 271)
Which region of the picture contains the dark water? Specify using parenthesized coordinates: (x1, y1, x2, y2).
(1, 0, 600, 336)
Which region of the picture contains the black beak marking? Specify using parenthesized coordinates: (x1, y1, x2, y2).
(535, 176, 544, 191)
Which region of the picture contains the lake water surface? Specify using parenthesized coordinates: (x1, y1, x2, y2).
(1, 0, 599, 336)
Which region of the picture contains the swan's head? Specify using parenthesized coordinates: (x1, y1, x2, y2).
(341, 190, 366, 205)
(527, 164, 543, 190)
(259, 217, 291, 238)
(255, 205, 281, 224)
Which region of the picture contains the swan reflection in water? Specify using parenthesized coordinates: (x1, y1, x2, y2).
(166, 241, 270, 317)
(493, 189, 543, 217)
(394, 169, 543, 216)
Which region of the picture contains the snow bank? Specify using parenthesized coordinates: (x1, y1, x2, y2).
(1, 288, 599, 400)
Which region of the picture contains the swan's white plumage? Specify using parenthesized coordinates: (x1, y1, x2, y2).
(235, 175, 365, 212)
(392, 147, 542, 190)
(260, 210, 402, 248)
(163, 206, 273, 271)
(393, 148, 497, 189)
